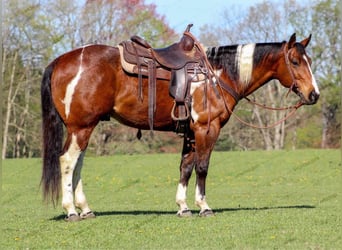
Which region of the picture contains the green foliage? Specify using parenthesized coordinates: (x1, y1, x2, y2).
(2, 150, 341, 249)
(294, 122, 322, 149)
(2, 0, 340, 159)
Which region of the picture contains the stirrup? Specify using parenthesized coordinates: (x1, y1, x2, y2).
(171, 101, 190, 121)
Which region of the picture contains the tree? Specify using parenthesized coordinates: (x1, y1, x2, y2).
(288, 0, 341, 148)
(311, 0, 341, 148)
(2, 0, 178, 158)
(199, 0, 340, 150)
(2, 1, 47, 158)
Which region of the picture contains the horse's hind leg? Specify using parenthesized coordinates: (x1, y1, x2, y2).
(60, 133, 81, 221)
(73, 151, 95, 219)
(176, 131, 195, 217)
(60, 127, 94, 221)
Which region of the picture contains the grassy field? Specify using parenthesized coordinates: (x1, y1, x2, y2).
(1, 149, 341, 249)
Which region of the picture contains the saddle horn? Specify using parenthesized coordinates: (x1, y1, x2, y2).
(185, 24, 193, 32)
(181, 24, 195, 51)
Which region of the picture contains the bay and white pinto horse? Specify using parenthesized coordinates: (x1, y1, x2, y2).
(41, 32, 319, 221)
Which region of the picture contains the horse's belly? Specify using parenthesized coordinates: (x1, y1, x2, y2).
(112, 98, 174, 131)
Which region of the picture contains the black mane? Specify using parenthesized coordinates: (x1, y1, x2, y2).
(206, 43, 283, 82)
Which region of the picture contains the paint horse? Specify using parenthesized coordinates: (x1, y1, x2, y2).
(41, 30, 319, 221)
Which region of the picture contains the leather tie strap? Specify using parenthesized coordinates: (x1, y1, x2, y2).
(148, 60, 156, 135)
(217, 78, 241, 103)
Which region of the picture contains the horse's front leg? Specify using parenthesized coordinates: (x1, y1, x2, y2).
(193, 120, 221, 216)
(176, 130, 195, 217)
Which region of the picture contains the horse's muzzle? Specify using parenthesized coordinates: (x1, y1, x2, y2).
(294, 88, 319, 105)
(307, 90, 320, 105)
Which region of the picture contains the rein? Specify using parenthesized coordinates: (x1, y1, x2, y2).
(218, 81, 302, 129)
(229, 99, 303, 129)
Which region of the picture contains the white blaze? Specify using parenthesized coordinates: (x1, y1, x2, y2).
(304, 55, 320, 94)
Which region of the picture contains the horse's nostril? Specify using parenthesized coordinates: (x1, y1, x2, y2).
(309, 91, 320, 103)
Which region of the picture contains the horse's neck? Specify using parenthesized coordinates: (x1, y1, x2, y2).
(241, 44, 282, 97)
(207, 43, 282, 98)
(242, 66, 275, 97)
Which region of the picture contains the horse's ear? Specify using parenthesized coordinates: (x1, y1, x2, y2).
(288, 33, 296, 48)
(300, 34, 312, 48)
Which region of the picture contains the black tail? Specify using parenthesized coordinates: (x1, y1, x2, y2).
(40, 60, 63, 205)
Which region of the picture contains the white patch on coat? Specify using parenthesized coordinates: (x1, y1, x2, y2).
(303, 55, 319, 94)
(190, 69, 222, 123)
(62, 47, 85, 118)
(235, 43, 255, 87)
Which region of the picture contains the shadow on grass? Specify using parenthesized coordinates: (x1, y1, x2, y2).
(214, 204, 315, 213)
(51, 204, 315, 221)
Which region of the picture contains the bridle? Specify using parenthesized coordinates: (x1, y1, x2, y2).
(283, 43, 299, 98)
(216, 42, 303, 129)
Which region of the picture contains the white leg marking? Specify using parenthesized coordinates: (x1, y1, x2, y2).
(195, 184, 211, 212)
(304, 55, 320, 94)
(60, 134, 81, 216)
(176, 183, 189, 213)
(74, 151, 92, 216)
(62, 48, 85, 118)
(236, 43, 255, 87)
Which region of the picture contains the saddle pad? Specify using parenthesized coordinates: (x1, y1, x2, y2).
(117, 45, 171, 80)
(117, 45, 135, 74)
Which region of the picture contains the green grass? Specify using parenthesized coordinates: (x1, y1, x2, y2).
(1, 150, 341, 249)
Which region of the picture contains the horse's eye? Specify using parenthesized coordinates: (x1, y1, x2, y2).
(291, 59, 299, 66)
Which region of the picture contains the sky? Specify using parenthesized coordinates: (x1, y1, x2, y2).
(144, 0, 265, 36)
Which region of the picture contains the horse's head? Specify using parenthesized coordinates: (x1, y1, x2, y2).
(278, 33, 320, 105)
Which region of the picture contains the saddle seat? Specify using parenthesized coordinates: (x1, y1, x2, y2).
(130, 34, 201, 69)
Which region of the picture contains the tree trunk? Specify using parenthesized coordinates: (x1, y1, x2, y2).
(253, 105, 273, 150)
(321, 102, 328, 148)
(2, 51, 18, 159)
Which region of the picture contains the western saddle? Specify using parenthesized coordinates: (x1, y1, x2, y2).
(118, 24, 213, 134)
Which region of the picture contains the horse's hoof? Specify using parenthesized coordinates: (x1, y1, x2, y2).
(177, 209, 192, 217)
(81, 211, 96, 220)
(199, 209, 214, 217)
(64, 214, 82, 222)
